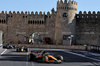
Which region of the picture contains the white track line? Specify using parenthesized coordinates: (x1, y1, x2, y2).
(0, 49, 7, 56)
(32, 62, 34, 66)
(64, 51, 100, 62)
(26, 52, 29, 66)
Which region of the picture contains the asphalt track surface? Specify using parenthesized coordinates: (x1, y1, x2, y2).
(0, 48, 100, 66)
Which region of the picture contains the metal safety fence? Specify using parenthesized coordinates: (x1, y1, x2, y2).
(0, 44, 3, 49)
(90, 45, 100, 52)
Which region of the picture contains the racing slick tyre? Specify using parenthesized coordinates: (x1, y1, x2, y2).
(3, 45, 6, 48)
(28, 54, 35, 61)
(57, 55, 63, 61)
(42, 56, 48, 63)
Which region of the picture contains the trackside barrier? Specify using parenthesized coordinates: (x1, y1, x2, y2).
(10, 44, 87, 50)
(90, 45, 100, 52)
(0, 44, 3, 49)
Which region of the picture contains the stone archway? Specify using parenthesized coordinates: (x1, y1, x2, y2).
(29, 32, 42, 44)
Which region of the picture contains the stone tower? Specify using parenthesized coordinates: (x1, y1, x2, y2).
(54, 0, 78, 45)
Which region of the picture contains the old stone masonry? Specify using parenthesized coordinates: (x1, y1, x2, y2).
(0, 0, 99, 45)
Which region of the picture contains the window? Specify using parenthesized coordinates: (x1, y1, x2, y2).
(40, 21, 41, 24)
(35, 21, 37, 24)
(28, 20, 30, 24)
(4, 20, 5, 23)
(49, 16, 51, 18)
(33, 20, 34, 24)
(31, 20, 32, 24)
(2, 20, 3, 23)
(37, 20, 39, 24)
(42, 21, 43, 24)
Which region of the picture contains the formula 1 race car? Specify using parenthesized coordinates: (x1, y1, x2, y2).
(16, 46, 28, 52)
(3, 44, 15, 49)
(28, 51, 64, 63)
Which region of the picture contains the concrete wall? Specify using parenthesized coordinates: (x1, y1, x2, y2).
(11, 44, 86, 50)
(0, 30, 3, 44)
(0, 44, 3, 49)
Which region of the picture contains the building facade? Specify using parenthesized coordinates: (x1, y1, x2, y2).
(0, 0, 99, 45)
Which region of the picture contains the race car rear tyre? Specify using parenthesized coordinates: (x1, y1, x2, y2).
(28, 54, 32, 61)
(28, 54, 35, 61)
(42, 56, 48, 62)
(57, 55, 63, 61)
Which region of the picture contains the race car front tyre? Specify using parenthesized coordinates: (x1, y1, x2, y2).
(57, 55, 63, 61)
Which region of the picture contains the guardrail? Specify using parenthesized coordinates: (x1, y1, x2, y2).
(90, 45, 100, 52)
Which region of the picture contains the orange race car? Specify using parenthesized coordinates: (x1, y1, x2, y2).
(28, 51, 64, 63)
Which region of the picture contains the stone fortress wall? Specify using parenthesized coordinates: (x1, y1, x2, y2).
(0, 10, 56, 44)
(54, 0, 77, 45)
(0, 0, 99, 45)
(76, 11, 100, 45)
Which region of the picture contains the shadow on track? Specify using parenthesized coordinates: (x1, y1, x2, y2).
(0, 50, 99, 63)
(0, 54, 27, 61)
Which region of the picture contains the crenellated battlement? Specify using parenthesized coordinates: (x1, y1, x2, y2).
(76, 11, 100, 19)
(57, 0, 77, 5)
(68, 0, 77, 5)
(0, 11, 51, 16)
(78, 11, 100, 14)
(57, 0, 77, 11)
(77, 11, 100, 15)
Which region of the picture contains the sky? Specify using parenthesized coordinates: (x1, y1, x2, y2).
(0, 0, 100, 14)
